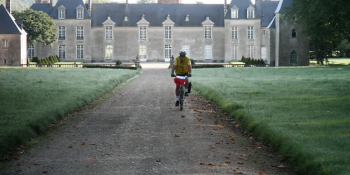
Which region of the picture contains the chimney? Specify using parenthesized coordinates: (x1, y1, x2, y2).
(50, 0, 53, 8)
(6, 0, 11, 14)
(126, 0, 128, 11)
(88, 0, 92, 15)
(224, 0, 227, 16)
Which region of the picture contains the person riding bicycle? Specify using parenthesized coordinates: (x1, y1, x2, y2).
(171, 50, 192, 106)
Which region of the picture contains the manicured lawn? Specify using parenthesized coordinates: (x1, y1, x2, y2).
(0, 67, 140, 158)
(191, 67, 350, 175)
(327, 58, 350, 65)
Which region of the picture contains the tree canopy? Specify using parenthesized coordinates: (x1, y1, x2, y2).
(285, 0, 350, 63)
(12, 9, 57, 47)
(137, 0, 155, 4)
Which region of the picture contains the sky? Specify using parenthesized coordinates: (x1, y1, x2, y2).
(111, 0, 255, 4)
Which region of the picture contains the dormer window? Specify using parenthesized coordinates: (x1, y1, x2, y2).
(165, 26, 172, 39)
(124, 15, 128, 21)
(247, 5, 255, 19)
(231, 6, 239, 19)
(58, 5, 66, 19)
(185, 14, 189, 21)
(103, 16, 116, 40)
(76, 5, 84, 19)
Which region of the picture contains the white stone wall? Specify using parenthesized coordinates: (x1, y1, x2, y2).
(224, 19, 261, 62)
(0, 34, 26, 66)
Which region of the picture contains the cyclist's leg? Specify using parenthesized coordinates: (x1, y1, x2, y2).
(175, 85, 180, 96)
(175, 85, 180, 106)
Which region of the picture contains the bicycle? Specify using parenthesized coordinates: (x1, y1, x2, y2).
(173, 75, 187, 111)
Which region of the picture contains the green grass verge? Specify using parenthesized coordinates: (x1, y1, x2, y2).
(190, 67, 350, 175)
(0, 67, 140, 158)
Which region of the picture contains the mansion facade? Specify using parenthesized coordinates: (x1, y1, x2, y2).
(30, 0, 309, 66)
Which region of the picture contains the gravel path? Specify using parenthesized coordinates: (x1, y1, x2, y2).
(1, 67, 296, 175)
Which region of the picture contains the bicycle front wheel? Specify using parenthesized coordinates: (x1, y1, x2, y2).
(179, 85, 184, 111)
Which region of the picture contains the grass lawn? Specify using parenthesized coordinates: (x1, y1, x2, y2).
(327, 58, 350, 65)
(190, 67, 350, 175)
(310, 58, 350, 65)
(0, 67, 140, 158)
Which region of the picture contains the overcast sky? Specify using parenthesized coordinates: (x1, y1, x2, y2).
(111, 0, 255, 4)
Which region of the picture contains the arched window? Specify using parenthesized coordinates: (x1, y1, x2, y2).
(290, 50, 297, 64)
(292, 29, 296, 38)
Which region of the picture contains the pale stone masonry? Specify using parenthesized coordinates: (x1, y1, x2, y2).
(30, 0, 309, 66)
(0, 2, 27, 66)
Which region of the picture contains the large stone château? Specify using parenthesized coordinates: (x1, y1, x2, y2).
(30, 0, 309, 66)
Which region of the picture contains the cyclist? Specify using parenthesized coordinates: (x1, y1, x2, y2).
(171, 50, 192, 106)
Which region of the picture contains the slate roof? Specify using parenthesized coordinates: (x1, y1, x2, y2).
(29, 0, 287, 28)
(255, 0, 279, 27)
(0, 5, 25, 34)
(31, 0, 90, 19)
(275, 0, 293, 13)
(267, 16, 276, 29)
(91, 4, 225, 27)
(30, 3, 53, 14)
(225, 0, 253, 19)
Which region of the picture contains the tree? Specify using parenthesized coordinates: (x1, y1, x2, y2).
(0, 0, 29, 11)
(93, 0, 110, 3)
(284, 0, 350, 64)
(337, 39, 350, 57)
(137, 0, 155, 4)
(12, 9, 57, 47)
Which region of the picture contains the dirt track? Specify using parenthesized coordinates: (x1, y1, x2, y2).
(1, 67, 296, 175)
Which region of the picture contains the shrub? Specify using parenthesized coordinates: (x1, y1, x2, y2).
(49, 56, 55, 63)
(32, 57, 39, 63)
(55, 55, 60, 62)
(116, 60, 122, 66)
(190, 59, 196, 66)
(27, 58, 30, 64)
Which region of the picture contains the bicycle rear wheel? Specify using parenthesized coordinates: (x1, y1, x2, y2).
(179, 85, 184, 111)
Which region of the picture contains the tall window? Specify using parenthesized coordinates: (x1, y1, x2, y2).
(248, 26, 254, 40)
(165, 45, 172, 59)
(76, 8, 83, 19)
(231, 9, 238, 18)
(77, 45, 84, 59)
(2, 39, 8, 49)
(232, 26, 238, 40)
(105, 26, 113, 40)
(247, 10, 254, 18)
(139, 45, 146, 58)
(105, 45, 113, 59)
(262, 30, 266, 36)
(139, 26, 147, 40)
(58, 9, 65, 19)
(232, 45, 238, 60)
(165, 26, 172, 39)
(76, 26, 84, 40)
(247, 45, 254, 58)
(292, 29, 297, 38)
(204, 26, 212, 39)
(204, 45, 212, 59)
(28, 45, 35, 59)
(182, 45, 190, 58)
(290, 50, 297, 64)
(58, 26, 66, 40)
(58, 45, 66, 59)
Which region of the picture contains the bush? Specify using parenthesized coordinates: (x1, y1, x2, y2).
(116, 60, 122, 66)
(190, 59, 196, 66)
(55, 55, 60, 62)
(32, 57, 39, 63)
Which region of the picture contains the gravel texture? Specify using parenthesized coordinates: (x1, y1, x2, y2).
(1, 67, 296, 175)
